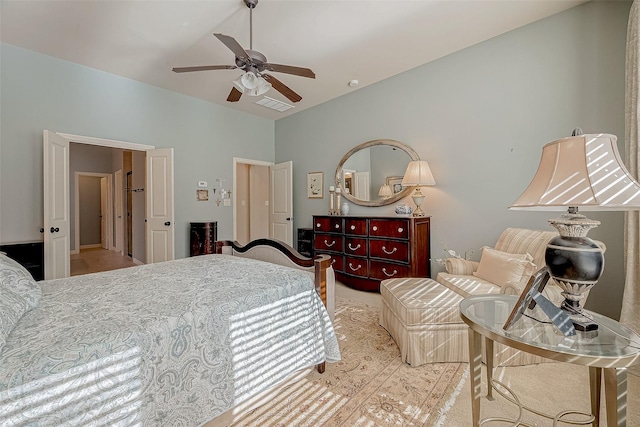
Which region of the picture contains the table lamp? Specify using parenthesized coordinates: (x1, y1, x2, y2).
(378, 184, 393, 199)
(401, 160, 436, 217)
(510, 131, 640, 332)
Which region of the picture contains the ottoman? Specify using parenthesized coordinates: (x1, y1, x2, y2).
(379, 277, 468, 366)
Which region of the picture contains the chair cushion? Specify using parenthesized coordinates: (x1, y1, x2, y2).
(436, 272, 502, 298)
(473, 246, 536, 288)
(381, 278, 464, 326)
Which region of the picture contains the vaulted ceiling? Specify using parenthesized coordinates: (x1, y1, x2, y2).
(1, 1, 585, 120)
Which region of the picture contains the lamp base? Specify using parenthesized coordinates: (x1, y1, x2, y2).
(411, 188, 426, 217)
(546, 209, 604, 337)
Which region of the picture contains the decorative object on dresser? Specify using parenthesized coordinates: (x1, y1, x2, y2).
(335, 139, 420, 207)
(378, 184, 393, 199)
(510, 131, 640, 333)
(401, 160, 436, 217)
(313, 215, 430, 292)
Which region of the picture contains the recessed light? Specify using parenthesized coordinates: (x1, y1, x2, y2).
(348, 80, 359, 88)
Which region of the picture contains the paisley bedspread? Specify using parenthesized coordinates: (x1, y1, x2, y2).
(0, 254, 340, 426)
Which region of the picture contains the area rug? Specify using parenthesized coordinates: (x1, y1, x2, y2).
(230, 297, 467, 426)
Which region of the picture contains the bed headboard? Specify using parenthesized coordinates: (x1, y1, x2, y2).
(215, 239, 334, 320)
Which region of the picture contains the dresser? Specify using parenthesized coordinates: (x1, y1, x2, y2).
(313, 215, 430, 292)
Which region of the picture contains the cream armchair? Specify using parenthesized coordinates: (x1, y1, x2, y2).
(437, 228, 566, 305)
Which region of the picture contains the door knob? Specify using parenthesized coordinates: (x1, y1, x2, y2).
(286, 217, 292, 221)
(50, 227, 59, 233)
(164, 221, 171, 226)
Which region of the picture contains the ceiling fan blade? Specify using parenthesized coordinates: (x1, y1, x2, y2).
(264, 63, 315, 79)
(227, 87, 242, 102)
(172, 65, 236, 73)
(214, 33, 251, 63)
(262, 74, 302, 103)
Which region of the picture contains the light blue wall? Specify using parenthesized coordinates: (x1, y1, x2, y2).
(275, 2, 632, 319)
(0, 43, 275, 259)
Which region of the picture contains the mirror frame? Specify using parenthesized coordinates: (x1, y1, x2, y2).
(335, 139, 419, 207)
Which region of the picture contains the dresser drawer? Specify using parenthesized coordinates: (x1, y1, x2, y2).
(344, 218, 367, 236)
(344, 256, 369, 278)
(345, 237, 367, 257)
(369, 239, 409, 263)
(316, 251, 344, 273)
(369, 260, 410, 280)
(314, 217, 343, 233)
(314, 234, 343, 252)
(369, 219, 409, 239)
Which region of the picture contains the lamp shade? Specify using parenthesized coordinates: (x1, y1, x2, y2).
(401, 160, 436, 187)
(233, 72, 271, 96)
(510, 133, 640, 211)
(378, 184, 393, 198)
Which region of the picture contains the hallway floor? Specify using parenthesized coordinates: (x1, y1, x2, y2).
(70, 247, 138, 276)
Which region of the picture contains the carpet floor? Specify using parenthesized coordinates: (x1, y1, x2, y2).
(231, 297, 467, 426)
(231, 297, 639, 426)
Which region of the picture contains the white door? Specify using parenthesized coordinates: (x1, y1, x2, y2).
(100, 177, 108, 249)
(269, 161, 293, 246)
(354, 171, 371, 201)
(43, 130, 70, 279)
(114, 169, 124, 254)
(146, 148, 175, 263)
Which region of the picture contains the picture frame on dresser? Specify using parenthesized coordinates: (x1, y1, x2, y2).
(307, 172, 324, 198)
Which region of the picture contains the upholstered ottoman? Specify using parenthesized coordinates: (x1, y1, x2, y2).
(379, 277, 468, 366)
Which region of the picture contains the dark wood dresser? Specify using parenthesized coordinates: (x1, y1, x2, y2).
(312, 215, 430, 292)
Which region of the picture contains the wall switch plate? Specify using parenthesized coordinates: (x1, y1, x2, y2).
(223, 199, 231, 206)
(197, 181, 207, 188)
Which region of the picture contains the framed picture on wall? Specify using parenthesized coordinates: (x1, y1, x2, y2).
(386, 176, 404, 194)
(307, 172, 323, 198)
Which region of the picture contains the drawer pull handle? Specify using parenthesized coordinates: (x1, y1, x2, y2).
(335, 224, 340, 229)
(398, 227, 403, 233)
(372, 226, 378, 231)
(382, 267, 398, 277)
(324, 240, 336, 248)
(351, 225, 356, 230)
(382, 246, 397, 255)
(348, 243, 361, 251)
(316, 223, 321, 228)
(348, 263, 362, 271)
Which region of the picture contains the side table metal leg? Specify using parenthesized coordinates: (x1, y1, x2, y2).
(484, 337, 494, 400)
(468, 328, 483, 427)
(589, 367, 602, 427)
(604, 368, 627, 427)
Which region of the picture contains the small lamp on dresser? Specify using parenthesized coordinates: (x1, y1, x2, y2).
(401, 160, 436, 217)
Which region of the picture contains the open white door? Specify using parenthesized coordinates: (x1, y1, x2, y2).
(269, 161, 293, 246)
(43, 130, 70, 279)
(146, 148, 175, 263)
(100, 177, 108, 249)
(114, 169, 124, 254)
(354, 171, 371, 201)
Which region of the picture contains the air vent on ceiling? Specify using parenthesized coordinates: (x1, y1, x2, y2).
(255, 96, 294, 112)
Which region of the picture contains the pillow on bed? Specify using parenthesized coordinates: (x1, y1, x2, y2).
(0, 287, 32, 353)
(0, 253, 41, 310)
(473, 246, 535, 288)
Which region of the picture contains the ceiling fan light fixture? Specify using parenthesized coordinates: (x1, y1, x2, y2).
(233, 71, 270, 96)
(240, 71, 259, 89)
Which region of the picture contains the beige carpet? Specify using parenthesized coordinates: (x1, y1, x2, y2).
(231, 297, 639, 426)
(231, 297, 467, 426)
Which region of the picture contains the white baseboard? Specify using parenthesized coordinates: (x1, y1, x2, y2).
(79, 244, 102, 249)
(132, 257, 144, 265)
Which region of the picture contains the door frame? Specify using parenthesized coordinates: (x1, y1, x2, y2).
(45, 132, 155, 278)
(73, 172, 112, 254)
(233, 157, 274, 242)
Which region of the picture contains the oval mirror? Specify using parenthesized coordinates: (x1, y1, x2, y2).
(335, 139, 419, 207)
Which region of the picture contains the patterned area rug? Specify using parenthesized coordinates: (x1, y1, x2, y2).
(231, 297, 467, 426)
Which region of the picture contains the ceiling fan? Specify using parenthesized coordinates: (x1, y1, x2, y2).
(172, 0, 315, 104)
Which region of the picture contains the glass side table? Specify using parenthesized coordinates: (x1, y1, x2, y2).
(459, 295, 640, 427)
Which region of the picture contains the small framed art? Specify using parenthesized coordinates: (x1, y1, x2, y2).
(307, 172, 323, 198)
(386, 176, 404, 194)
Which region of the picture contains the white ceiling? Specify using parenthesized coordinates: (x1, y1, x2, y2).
(1, 0, 586, 120)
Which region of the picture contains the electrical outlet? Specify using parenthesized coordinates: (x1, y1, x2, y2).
(197, 181, 207, 188)
(223, 199, 231, 206)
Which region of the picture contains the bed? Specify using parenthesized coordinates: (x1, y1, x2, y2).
(0, 239, 340, 426)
